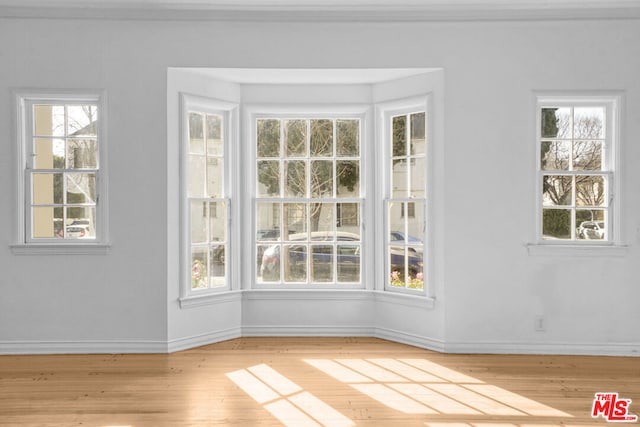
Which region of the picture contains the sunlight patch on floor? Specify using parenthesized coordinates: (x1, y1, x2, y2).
(305, 357, 573, 419)
(426, 424, 584, 427)
(226, 364, 354, 427)
(351, 383, 438, 414)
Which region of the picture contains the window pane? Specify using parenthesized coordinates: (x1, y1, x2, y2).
(388, 202, 405, 238)
(260, 244, 281, 282)
(391, 159, 407, 199)
(542, 175, 572, 206)
(285, 120, 306, 157)
(309, 202, 334, 234)
(310, 119, 333, 157)
(34, 105, 65, 137)
(209, 201, 226, 243)
(336, 119, 359, 156)
(540, 140, 570, 171)
(410, 112, 426, 155)
(206, 157, 223, 198)
(190, 201, 207, 244)
(209, 245, 226, 288)
(285, 160, 306, 197)
(392, 115, 407, 157)
(67, 105, 97, 136)
(576, 176, 605, 207)
(35, 138, 65, 169)
(336, 160, 359, 198)
(67, 139, 97, 169)
(541, 107, 571, 138)
(576, 210, 605, 240)
(32, 206, 62, 238)
(188, 112, 205, 154)
(188, 155, 205, 197)
(257, 160, 280, 197)
(33, 173, 63, 204)
(66, 173, 96, 204)
(408, 249, 424, 289)
(389, 246, 407, 287)
(542, 209, 571, 240)
(573, 140, 602, 171)
(337, 202, 359, 234)
(574, 107, 605, 139)
(409, 157, 426, 197)
(283, 244, 307, 282)
(311, 245, 333, 282)
(311, 160, 333, 197)
(406, 203, 424, 242)
(284, 203, 307, 235)
(61, 208, 94, 239)
(257, 119, 280, 158)
(337, 244, 360, 282)
(206, 114, 223, 156)
(191, 247, 208, 290)
(257, 202, 281, 240)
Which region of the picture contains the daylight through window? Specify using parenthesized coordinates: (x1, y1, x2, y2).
(255, 118, 362, 285)
(387, 111, 426, 291)
(538, 99, 616, 242)
(26, 101, 100, 241)
(188, 110, 228, 291)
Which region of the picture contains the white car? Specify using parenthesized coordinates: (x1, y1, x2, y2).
(577, 221, 604, 240)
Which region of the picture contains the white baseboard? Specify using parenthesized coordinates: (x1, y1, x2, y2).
(2, 333, 637, 357)
(444, 340, 640, 357)
(0, 340, 167, 355)
(374, 327, 446, 353)
(242, 325, 375, 337)
(167, 327, 242, 353)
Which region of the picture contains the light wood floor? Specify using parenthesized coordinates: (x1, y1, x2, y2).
(1, 337, 638, 426)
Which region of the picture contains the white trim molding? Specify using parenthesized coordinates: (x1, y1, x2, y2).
(0, 339, 167, 355)
(444, 340, 640, 357)
(1, 0, 640, 21)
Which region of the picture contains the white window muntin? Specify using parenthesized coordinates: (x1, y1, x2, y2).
(180, 94, 236, 297)
(535, 95, 619, 244)
(379, 97, 429, 295)
(17, 91, 107, 245)
(249, 106, 368, 289)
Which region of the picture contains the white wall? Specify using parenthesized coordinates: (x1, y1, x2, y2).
(1, 17, 639, 355)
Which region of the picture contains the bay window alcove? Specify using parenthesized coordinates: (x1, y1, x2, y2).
(167, 68, 444, 353)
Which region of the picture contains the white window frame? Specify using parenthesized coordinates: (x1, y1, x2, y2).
(378, 96, 430, 296)
(245, 104, 371, 290)
(531, 94, 624, 255)
(179, 93, 238, 299)
(11, 90, 109, 255)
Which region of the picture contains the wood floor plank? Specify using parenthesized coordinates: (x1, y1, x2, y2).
(0, 337, 638, 426)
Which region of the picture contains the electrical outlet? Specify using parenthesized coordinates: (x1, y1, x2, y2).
(534, 315, 545, 332)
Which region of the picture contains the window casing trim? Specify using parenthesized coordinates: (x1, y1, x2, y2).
(12, 89, 109, 252)
(244, 103, 372, 290)
(532, 93, 623, 250)
(179, 93, 239, 299)
(377, 95, 430, 297)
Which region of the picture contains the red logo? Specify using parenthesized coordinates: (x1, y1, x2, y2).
(592, 392, 638, 422)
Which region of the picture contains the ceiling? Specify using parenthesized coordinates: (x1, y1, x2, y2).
(0, 0, 639, 21)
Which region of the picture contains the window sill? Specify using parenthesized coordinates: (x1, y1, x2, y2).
(10, 243, 111, 255)
(526, 243, 629, 257)
(373, 291, 435, 309)
(179, 290, 242, 309)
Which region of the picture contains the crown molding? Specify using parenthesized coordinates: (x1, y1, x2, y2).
(1, 0, 640, 21)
